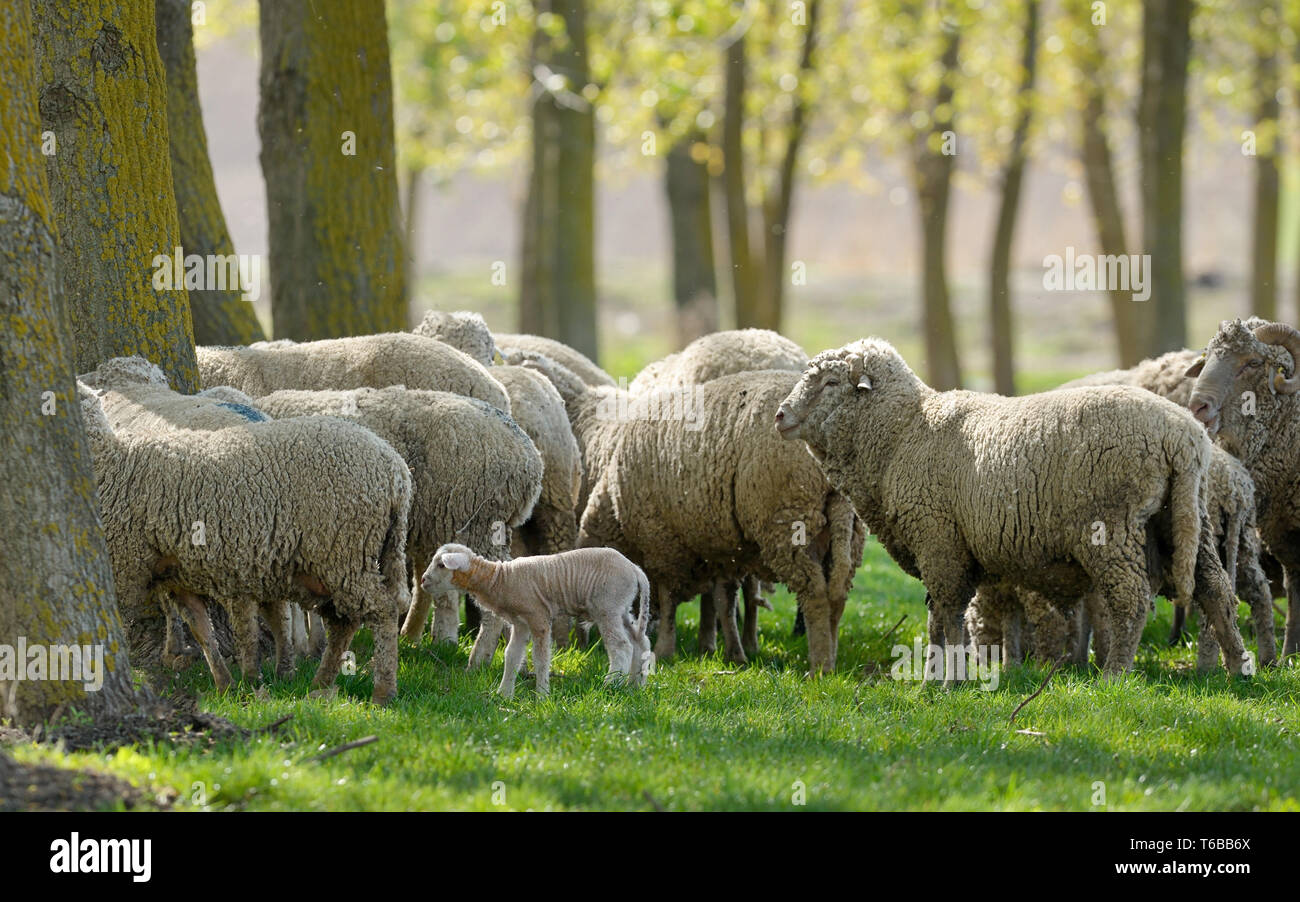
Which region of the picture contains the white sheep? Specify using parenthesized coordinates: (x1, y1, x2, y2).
(420, 543, 653, 698)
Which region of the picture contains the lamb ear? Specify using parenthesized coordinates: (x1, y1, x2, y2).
(856, 374, 873, 391)
(441, 552, 470, 571)
(1184, 356, 1205, 378)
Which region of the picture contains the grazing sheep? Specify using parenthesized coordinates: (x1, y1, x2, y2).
(420, 543, 653, 698)
(775, 338, 1248, 680)
(196, 332, 511, 413)
(1187, 318, 1300, 658)
(518, 352, 864, 672)
(78, 386, 412, 704)
(494, 333, 616, 388)
(247, 388, 543, 662)
(629, 328, 808, 395)
(965, 585, 1070, 665)
(412, 310, 499, 366)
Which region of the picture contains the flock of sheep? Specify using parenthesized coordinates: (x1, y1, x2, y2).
(73, 311, 1300, 702)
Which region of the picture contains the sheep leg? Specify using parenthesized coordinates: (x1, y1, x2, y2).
(1066, 602, 1089, 667)
(175, 591, 232, 691)
(625, 611, 653, 686)
(1241, 561, 1276, 666)
(261, 599, 295, 680)
(597, 612, 634, 685)
(1194, 598, 1221, 673)
(369, 606, 400, 706)
(653, 585, 677, 661)
(698, 589, 718, 655)
(399, 587, 435, 643)
(801, 591, 833, 677)
(161, 597, 197, 670)
(498, 621, 530, 699)
(552, 613, 573, 649)
(1283, 567, 1300, 659)
(1093, 562, 1150, 678)
(307, 611, 327, 658)
(468, 607, 506, 670)
(530, 622, 552, 697)
(1168, 605, 1187, 646)
(288, 604, 308, 660)
(741, 579, 761, 660)
(713, 582, 747, 665)
(431, 589, 460, 643)
(311, 616, 360, 696)
(1004, 604, 1024, 664)
(1086, 593, 1110, 670)
(231, 602, 263, 684)
(1192, 536, 1246, 674)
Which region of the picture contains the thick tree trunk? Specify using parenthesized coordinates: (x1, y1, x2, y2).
(665, 137, 718, 346)
(517, 0, 597, 360)
(1138, 0, 1192, 355)
(31, 0, 199, 390)
(1251, 31, 1279, 320)
(987, 0, 1038, 396)
(259, 0, 407, 340)
(721, 34, 759, 329)
(156, 0, 266, 347)
(1069, 0, 1139, 367)
(1, 0, 137, 726)
(913, 29, 963, 390)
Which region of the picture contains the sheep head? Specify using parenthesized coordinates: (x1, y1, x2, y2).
(776, 338, 920, 459)
(79, 355, 169, 390)
(413, 310, 496, 367)
(420, 542, 477, 595)
(1187, 318, 1300, 461)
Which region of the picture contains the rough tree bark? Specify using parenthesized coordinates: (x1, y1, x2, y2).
(665, 136, 718, 346)
(987, 0, 1038, 396)
(259, 0, 407, 340)
(720, 32, 759, 329)
(1138, 0, 1192, 355)
(156, 0, 266, 346)
(517, 0, 598, 360)
(1251, 24, 1279, 321)
(1, 0, 137, 726)
(912, 26, 963, 390)
(1069, 0, 1138, 367)
(30, 0, 199, 390)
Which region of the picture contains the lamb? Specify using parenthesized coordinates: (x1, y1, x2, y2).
(412, 310, 499, 367)
(517, 352, 864, 673)
(419, 543, 653, 698)
(246, 388, 543, 662)
(494, 332, 616, 388)
(1187, 318, 1300, 658)
(196, 332, 511, 413)
(775, 337, 1248, 680)
(628, 328, 808, 395)
(77, 386, 412, 704)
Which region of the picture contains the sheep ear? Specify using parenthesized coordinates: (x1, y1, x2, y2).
(856, 375, 873, 391)
(1183, 356, 1205, 378)
(442, 552, 470, 571)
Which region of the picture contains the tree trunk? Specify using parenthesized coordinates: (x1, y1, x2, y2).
(1069, 0, 1139, 367)
(665, 137, 718, 346)
(1, 0, 137, 726)
(1252, 28, 1279, 320)
(517, 0, 597, 360)
(721, 33, 759, 329)
(156, 0, 266, 347)
(1138, 0, 1192, 355)
(912, 28, 963, 390)
(988, 0, 1038, 396)
(30, 0, 199, 390)
(758, 0, 821, 334)
(404, 164, 423, 306)
(259, 0, 407, 340)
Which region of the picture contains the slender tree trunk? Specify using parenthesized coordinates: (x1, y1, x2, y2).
(1139, 0, 1192, 354)
(259, 0, 407, 340)
(1068, 0, 1139, 366)
(665, 137, 718, 346)
(1252, 26, 1279, 320)
(404, 164, 423, 306)
(758, 0, 820, 334)
(988, 0, 1038, 396)
(517, 0, 597, 360)
(722, 33, 759, 329)
(31, 0, 199, 390)
(912, 28, 963, 390)
(156, 0, 266, 346)
(1, 0, 137, 725)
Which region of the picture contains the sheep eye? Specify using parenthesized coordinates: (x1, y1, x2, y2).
(824, 379, 840, 387)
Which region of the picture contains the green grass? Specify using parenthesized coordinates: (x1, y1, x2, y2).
(17, 539, 1300, 811)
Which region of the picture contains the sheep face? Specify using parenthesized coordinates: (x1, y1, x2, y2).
(416, 311, 497, 366)
(1187, 319, 1300, 461)
(420, 542, 475, 595)
(80, 355, 169, 390)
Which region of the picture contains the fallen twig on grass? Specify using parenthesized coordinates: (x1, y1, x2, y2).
(309, 735, 378, 762)
(255, 713, 294, 734)
(642, 790, 666, 812)
(1008, 659, 1062, 725)
(880, 614, 908, 644)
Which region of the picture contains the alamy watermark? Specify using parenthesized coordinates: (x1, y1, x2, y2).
(890, 639, 1002, 690)
(1043, 247, 1151, 303)
(152, 247, 262, 303)
(0, 637, 105, 692)
(596, 378, 704, 431)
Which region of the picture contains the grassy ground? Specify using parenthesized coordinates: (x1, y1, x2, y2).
(14, 538, 1300, 812)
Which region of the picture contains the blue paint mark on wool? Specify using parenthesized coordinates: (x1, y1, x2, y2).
(217, 402, 268, 422)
